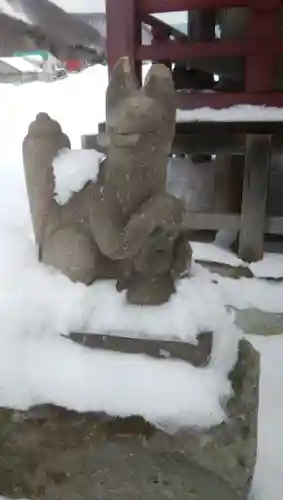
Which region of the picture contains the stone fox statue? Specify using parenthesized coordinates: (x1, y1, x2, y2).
(23, 57, 192, 305)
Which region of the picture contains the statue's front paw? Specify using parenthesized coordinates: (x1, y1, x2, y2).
(126, 274, 176, 306)
(172, 233, 192, 279)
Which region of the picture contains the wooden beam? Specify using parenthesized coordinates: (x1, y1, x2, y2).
(172, 133, 244, 155)
(82, 131, 283, 155)
(267, 217, 283, 234)
(172, 133, 283, 154)
(245, 4, 280, 92)
(137, 0, 248, 14)
(182, 212, 240, 231)
(175, 121, 283, 135)
(239, 135, 271, 262)
(137, 38, 283, 63)
(176, 90, 283, 109)
(183, 212, 283, 235)
(87, 121, 283, 136)
(98, 122, 106, 133)
(81, 134, 106, 154)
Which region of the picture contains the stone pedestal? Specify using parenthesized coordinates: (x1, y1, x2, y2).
(0, 340, 259, 500)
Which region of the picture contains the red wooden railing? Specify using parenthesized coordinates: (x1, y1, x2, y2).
(138, 0, 248, 12)
(106, 0, 283, 108)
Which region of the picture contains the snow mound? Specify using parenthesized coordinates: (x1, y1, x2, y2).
(193, 242, 283, 279)
(216, 275, 283, 313)
(53, 147, 105, 205)
(250, 253, 283, 279)
(0, 224, 240, 429)
(0, 333, 231, 430)
(192, 241, 244, 267)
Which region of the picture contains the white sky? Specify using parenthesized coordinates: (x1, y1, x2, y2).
(51, 0, 186, 23)
(51, 0, 106, 12)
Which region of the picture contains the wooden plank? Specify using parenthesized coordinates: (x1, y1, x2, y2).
(86, 121, 283, 138)
(106, 0, 141, 80)
(66, 331, 213, 366)
(172, 133, 244, 155)
(137, 0, 248, 14)
(176, 90, 283, 109)
(266, 217, 283, 234)
(175, 122, 283, 135)
(98, 122, 106, 133)
(80, 134, 256, 156)
(172, 133, 283, 154)
(137, 38, 283, 62)
(183, 212, 283, 235)
(239, 135, 271, 262)
(81, 134, 106, 154)
(82, 132, 283, 155)
(182, 212, 240, 231)
(213, 155, 244, 214)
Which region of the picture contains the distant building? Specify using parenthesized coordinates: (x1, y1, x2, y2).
(64, 59, 84, 73)
(0, 56, 42, 84)
(14, 50, 67, 81)
(0, 0, 104, 64)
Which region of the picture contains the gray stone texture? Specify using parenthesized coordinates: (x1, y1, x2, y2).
(168, 339, 259, 495)
(235, 308, 283, 336)
(23, 57, 192, 305)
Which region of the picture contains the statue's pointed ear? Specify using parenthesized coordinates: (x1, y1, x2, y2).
(106, 57, 139, 114)
(143, 63, 176, 111)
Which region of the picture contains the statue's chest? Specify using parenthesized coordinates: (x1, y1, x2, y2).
(103, 160, 166, 217)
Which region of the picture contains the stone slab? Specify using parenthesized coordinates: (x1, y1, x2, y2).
(235, 308, 283, 336)
(66, 331, 213, 366)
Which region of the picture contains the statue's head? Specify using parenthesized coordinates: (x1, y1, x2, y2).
(99, 57, 176, 151)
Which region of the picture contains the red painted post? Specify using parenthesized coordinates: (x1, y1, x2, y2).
(245, 0, 280, 92)
(106, 0, 141, 82)
(151, 25, 172, 70)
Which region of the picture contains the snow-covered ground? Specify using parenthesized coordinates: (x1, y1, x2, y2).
(192, 240, 283, 278)
(0, 65, 283, 499)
